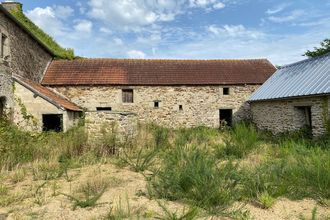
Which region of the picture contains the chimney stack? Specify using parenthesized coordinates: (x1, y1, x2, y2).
(1, 1, 22, 12)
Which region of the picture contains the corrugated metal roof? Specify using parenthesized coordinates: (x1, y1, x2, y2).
(249, 52, 330, 101)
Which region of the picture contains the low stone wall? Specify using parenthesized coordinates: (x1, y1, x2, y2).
(250, 95, 330, 137)
(85, 111, 138, 140)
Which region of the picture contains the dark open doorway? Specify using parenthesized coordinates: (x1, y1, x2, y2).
(295, 106, 312, 128)
(0, 96, 6, 119)
(42, 114, 63, 132)
(219, 109, 233, 127)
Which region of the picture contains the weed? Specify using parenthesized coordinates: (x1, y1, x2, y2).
(155, 201, 199, 220)
(62, 177, 109, 210)
(0, 184, 8, 196)
(105, 195, 143, 219)
(120, 146, 159, 172)
(257, 191, 275, 209)
(10, 168, 26, 183)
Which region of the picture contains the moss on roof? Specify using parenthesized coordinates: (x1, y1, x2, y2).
(9, 6, 74, 60)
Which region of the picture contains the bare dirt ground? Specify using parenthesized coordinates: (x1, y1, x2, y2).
(0, 163, 329, 220)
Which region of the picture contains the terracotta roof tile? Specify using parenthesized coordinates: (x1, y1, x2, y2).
(14, 76, 82, 111)
(42, 58, 276, 86)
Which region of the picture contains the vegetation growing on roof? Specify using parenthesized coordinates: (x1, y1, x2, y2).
(9, 6, 74, 60)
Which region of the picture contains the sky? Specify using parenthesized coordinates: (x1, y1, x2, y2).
(15, 0, 330, 65)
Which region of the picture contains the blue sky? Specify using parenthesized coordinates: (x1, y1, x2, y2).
(16, 0, 330, 65)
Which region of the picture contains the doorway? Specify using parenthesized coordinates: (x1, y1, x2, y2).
(295, 106, 312, 128)
(0, 96, 6, 119)
(42, 114, 63, 132)
(219, 109, 233, 127)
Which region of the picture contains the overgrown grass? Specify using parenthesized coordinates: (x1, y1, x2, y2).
(0, 120, 329, 216)
(149, 145, 240, 213)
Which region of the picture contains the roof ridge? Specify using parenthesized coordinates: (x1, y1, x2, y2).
(54, 58, 270, 63)
(280, 51, 330, 69)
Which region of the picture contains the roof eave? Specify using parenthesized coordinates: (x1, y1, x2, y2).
(249, 93, 330, 103)
(13, 76, 81, 112)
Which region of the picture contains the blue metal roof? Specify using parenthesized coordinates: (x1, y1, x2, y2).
(249, 52, 330, 101)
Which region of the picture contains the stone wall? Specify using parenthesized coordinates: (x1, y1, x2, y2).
(85, 112, 137, 140)
(250, 95, 330, 137)
(0, 72, 13, 118)
(0, 10, 53, 82)
(51, 85, 259, 129)
(13, 82, 79, 131)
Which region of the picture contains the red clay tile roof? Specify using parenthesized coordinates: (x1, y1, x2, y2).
(42, 58, 276, 86)
(14, 76, 82, 111)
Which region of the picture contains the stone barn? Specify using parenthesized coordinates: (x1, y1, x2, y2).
(41, 59, 275, 134)
(250, 53, 330, 137)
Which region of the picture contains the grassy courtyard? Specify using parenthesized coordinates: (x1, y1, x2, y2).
(0, 120, 329, 219)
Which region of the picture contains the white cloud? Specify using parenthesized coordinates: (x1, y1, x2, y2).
(213, 2, 225, 9)
(208, 24, 264, 39)
(189, 0, 225, 10)
(26, 6, 70, 37)
(86, 0, 226, 30)
(266, 3, 290, 15)
(100, 27, 112, 34)
(74, 20, 93, 33)
(87, 0, 186, 29)
(268, 10, 305, 23)
(127, 50, 146, 59)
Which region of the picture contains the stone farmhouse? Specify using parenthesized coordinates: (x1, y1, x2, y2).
(250, 53, 330, 137)
(2, 2, 328, 137)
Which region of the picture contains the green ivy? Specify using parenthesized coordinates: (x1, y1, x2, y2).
(9, 7, 74, 60)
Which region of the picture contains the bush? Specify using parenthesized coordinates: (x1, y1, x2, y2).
(149, 145, 240, 213)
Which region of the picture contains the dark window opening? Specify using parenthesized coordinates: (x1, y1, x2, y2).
(122, 89, 133, 103)
(1, 34, 8, 59)
(219, 109, 233, 127)
(223, 87, 230, 95)
(295, 106, 312, 128)
(42, 114, 63, 132)
(96, 107, 112, 111)
(154, 101, 159, 108)
(0, 97, 5, 119)
(179, 105, 183, 111)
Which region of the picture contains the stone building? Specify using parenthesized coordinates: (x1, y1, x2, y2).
(0, 1, 277, 133)
(41, 59, 275, 134)
(0, 2, 81, 131)
(249, 53, 330, 137)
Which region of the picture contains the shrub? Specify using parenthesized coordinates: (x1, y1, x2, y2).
(221, 123, 260, 158)
(149, 145, 240, 213)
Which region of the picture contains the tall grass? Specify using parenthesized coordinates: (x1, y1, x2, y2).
(221, 123, 260, 158)
(149, 145, 240, 213)
(0, 120, 87, 170)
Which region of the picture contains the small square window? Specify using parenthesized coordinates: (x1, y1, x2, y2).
(223, 87, 230, 95)
(122, 89, 133, 103)
(179, 105, 183, 111)
(154, 101, 159, 108)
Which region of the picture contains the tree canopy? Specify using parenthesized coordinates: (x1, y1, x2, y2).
(304, 39, 330, 58)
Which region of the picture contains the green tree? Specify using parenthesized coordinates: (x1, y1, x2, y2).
(304, 39, 330, 58)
